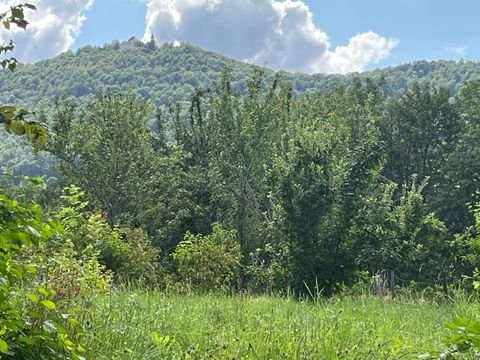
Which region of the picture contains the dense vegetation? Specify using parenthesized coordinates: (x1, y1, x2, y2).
(3, 40, 480, 179)
(28, 69, 480, 295)
(1, 38, 480, 108)
(3, 14, 480, 358)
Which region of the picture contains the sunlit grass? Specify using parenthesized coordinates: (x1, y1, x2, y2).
(80, 291, 480, 359)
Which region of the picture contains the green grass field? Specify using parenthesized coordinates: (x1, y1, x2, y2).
(78, 291, 480, 359)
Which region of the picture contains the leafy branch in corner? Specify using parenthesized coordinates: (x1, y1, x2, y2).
(0, 3, 47, 145)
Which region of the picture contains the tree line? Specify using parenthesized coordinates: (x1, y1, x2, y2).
(8, 70, 474, 295)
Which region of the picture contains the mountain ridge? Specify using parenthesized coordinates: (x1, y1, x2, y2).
(1, 39, 480, 110)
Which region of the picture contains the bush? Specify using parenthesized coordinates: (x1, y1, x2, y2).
(0, 191, 86, 359)
(30, 239, 111, 302)
(244, 243, 290, 295)
(172, 223, 242, 293)
(116, 228, 164, 286)
(56, 186, 163, 286)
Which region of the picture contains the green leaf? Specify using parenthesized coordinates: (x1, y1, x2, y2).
(40, 300, 56, 310)
(444, 322, 460, 331)
(26, 293, 39, 304)
(443, 333, 464, 345)
(392, 337, 403, 346)
(452, 317, 469, 326)
(9, 121, 25, 135)
(0, 339, 8, 354)
(38, 287, 49, 296)
(4, 123, 12, 134)
(11, 8, 24, 20)
(24, 264, 36, 273)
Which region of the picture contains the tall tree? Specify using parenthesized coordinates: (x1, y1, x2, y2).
(380, 83, 461, 193)
(46, 93, 157, 226)
(436, 80, 480, 232)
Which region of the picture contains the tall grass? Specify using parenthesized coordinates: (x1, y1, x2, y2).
(80, 290, 480, 359)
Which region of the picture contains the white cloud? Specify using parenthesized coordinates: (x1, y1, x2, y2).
(0, 0, 94, 63)
(326, 32, 398, 74)
(143, 0, 398, 74)
(447, 46, 467, 56)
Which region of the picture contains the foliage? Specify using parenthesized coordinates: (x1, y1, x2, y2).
(36, 73, 464, 295)
(44, 94, 196, 254)
(2, 41, 480, 180)
(55, 186, 163, 286)
(438, 79, 480, 232)
(45, 94, 156, 227)
(3, 12, 480, 356)
(0, 42, 479, 111)
(457, 203, 480, 288)
(172, 223, 242, 293)
(0, 3, 48, 146)
(244, 242, 290, 294)
(0, 191, 86, 359)
(380, 83, 461, 193)
(0, 105, 47, 145)
(418, 317, 480, 359)
(0, 3, 36, 71)
(34, 240, 110, 301)
(353, 178, 450, 282)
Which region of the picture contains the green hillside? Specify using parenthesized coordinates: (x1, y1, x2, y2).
(1, 39, 480, 177)
(1, 38, 479, 109)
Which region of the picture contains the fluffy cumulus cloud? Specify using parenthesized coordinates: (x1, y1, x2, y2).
(143, 0, 398, 74)
(0, 0, 93, 63)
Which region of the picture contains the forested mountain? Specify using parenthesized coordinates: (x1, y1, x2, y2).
(2, 38, 480, 177)
(0, 38, 479, 108)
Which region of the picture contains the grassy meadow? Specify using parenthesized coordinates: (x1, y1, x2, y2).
(78, 291, 480, 359)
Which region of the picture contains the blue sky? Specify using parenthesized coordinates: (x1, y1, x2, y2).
(2, 0, 479, 74)
(309, 0, 479, 68)
(73, 0, 146, 50)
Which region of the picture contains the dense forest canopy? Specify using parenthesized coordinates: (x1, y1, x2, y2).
(2, 40, 480, 178)
(0, 39, 479, 108)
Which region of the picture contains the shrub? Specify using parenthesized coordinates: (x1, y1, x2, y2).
(30, 239, 111, 302)
(56, 186, 163, 286)
(117, 228, 164, 286)
(0, 191, 86, 359)
(244, 243, 290, 295)
(172, 223, 242, 293)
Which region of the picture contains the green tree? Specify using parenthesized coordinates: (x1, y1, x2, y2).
(46, 93, 157, 226)
(380, 83, 461, 193)
(45, 93, 195, 254)
(435, 80, 480, 232)
(270, 85, 386, 294)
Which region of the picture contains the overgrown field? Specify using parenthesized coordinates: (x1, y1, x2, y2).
(79, 292, 480, 359)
